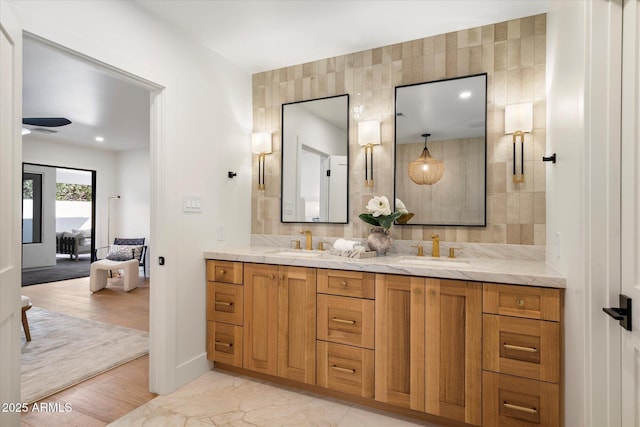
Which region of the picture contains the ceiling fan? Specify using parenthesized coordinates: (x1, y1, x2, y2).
(22, 117, 71, 135)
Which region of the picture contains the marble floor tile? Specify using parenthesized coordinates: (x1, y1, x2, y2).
(108, 370, 439, 427)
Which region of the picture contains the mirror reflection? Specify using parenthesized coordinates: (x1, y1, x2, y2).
(281, 95, 349, 223)
(394, 73, 487, 226)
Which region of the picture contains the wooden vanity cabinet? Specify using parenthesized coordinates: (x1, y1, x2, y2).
(317, 269, 375, 399)
(206, 260, 244, 368)
(425, 279, 482, 426)
(243, 263, 316, 384)
(375, 274, 426, 411)
(374, 275, 482, 425)
(206, 259, 563, 427)
(482, 283, 563, 427)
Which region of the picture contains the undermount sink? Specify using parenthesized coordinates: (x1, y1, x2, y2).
(397, 256, 471, 268)
(267, 249, 323, 258)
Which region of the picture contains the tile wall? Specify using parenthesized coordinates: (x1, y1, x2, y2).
(252, 14, 546, 245)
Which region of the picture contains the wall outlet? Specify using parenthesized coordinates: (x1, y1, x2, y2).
(217, 224, 224, 241)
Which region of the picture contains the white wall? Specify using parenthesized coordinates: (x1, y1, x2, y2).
(9, 0, 252, 395)
(23, 136, 118, 249)
(21, 163, 56, 269)
(116, 149, 151, 274)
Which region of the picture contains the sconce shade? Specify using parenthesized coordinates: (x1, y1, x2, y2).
(504, 102, 533, 134)
(358, 120, 381, 146)
(408, 133, 444, 185)
(251, 132, 272, 154)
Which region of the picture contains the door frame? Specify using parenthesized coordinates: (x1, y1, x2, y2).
(19, 29, 173, 396)
(0, 2, 23, 425)
(21, 163, 97, 266)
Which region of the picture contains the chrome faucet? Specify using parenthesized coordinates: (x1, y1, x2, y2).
(431, 234, 440, 258)
(300, 230, 313, 250)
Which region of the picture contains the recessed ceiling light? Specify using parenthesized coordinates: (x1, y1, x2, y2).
(459, 91, 472, 99)
(95, 136, 104, 142)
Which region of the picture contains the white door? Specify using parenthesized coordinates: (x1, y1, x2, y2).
(327, 155, 347, 223)
(0, 3, 23, 426)
(620, 0, 640, 424)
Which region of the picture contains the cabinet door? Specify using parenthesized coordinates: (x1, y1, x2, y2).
(375, 274, 425, 411)
(243, 263, 278, 375)
(277, 266, 316, 384)
(425, 279, 482, 426)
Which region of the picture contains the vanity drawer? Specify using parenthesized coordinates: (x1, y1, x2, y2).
(317, 341, 374, 398)
(317, 269, 375, 299)
(483, 371, 559, 427)
(317, 294, 374, 349)
(206, 260, 243, 284)
(207, 282, 243, 325)
(483, 284, 561, 321)
(207, 321, 243, 367)
(483, 314, 560, 383)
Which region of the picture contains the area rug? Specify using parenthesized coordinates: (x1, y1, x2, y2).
(21, 307, 149, 404)
(22, 257, 91, 286)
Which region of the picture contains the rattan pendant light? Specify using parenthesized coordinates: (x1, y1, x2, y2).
(408, 133, 444, 185)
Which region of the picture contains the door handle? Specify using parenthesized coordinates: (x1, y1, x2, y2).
(603, 294, 632, 331)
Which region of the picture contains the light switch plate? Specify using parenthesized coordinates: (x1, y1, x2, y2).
(183, 195, 202, 213)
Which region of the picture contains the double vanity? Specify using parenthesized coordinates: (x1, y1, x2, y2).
(204, 242, 564, 427)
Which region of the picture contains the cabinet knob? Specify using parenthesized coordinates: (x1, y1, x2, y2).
(279, 274, 285, 280)
(268, 274, 275, 280)
(516, 298, 525, 307)
(340, 280, 348, 287)
(219, 269, 225, 275)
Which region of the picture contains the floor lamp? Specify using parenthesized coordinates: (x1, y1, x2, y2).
(107, 195, 120, 245)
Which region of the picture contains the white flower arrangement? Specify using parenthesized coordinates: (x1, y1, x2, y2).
(359, 196, 413, 229)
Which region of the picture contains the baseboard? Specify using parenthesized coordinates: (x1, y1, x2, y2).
(175, 351, 209, 389)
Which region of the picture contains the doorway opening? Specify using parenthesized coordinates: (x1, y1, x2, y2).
(21, 163, 96, 285)
(20, 33, 157, 409)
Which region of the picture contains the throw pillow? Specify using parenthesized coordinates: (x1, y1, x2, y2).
(105, 245, 143, 261)
(106, 245, 135, 261)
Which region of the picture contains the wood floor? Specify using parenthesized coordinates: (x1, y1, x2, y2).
(20, 275, 155, 426)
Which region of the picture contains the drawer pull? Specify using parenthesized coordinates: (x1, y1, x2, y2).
(279, 274, 285, 280)
(331, 365, 355, 374)
(215, 341, 233, 348)
(268, 274, 275, 280)
(214, 301, 233, 307)
(516, 298, 525, 307)
(340, 280, 348, 287)
(331, 318, 356, 325)
(503, 402, 537, 414)
(218, 269, 226, 275)
(503, 343, 538, 353)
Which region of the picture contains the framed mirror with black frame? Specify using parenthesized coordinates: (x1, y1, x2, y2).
(281, 94, 349, 224)
(394, 73, 487, 227)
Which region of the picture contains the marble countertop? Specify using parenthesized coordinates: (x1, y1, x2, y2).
(203, 245, 566, 288)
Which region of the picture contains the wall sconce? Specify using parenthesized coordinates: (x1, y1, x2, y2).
(358, 120, 381, 187)
(505, 102, 533, 184)
(408, 133, 445, 185)
(251, 132, 272, 190)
